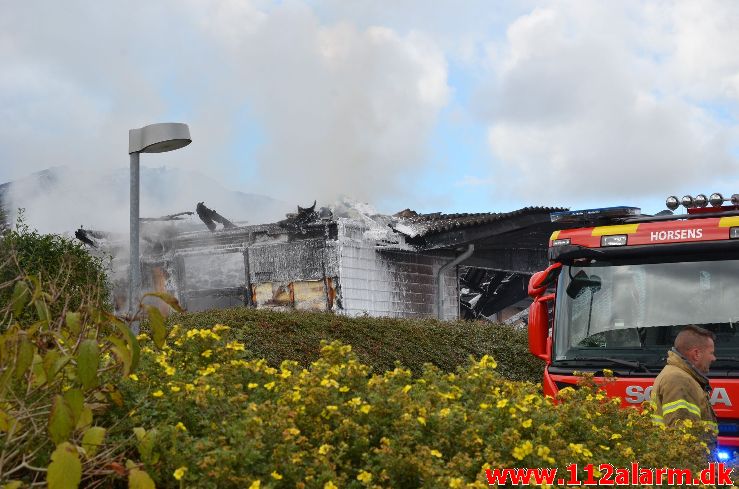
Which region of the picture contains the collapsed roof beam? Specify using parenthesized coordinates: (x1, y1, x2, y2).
(196, 202, 236, 232)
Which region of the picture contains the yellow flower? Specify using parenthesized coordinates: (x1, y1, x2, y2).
(439, 408, 451, 417)
(136, 333, 150, 341)
(212, 323, 230, 332)
(521, 418, 533, 428)
(512, 440, 533, 460)
(430, 449, 442, 458)
(602, 368, 613, 377)
(360, 405, 371, 414)
(175, 422, 187, 431)
(318, 444, 332, 454)
(357, 471, 372, 483)
(339, 385, 349, 392)
(173, 466, 187, 480)
(496, 399, 508, 408)
(479, 354, 497, 369)
(402, 384, 412, 394)
(264, 382, 276, 390)
(201, 349, 213, 358)
(170, 386, 181, 393)
(165, 366, 176, 376)
(449, 477, 464, 488)
(280, 369, 292, 379)
(417, 416, 426, 425)
(248, 383, 258, 389)
(286, 427, 300, 436)
(128, 374, 139, 381)
(152, 390, 164, 398)
(326, 405, 338, 412)
(271, 471, 283, 480)
(185, 383, 195, 391)
(226, 341, 245, 351)
(324, 482, 337, 489)
(248, 481, 261, 489)
(610, 433, 622, 440)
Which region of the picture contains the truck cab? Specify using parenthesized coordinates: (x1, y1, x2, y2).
(528, 195, 739, 460)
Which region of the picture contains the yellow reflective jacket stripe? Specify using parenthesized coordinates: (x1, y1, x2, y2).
(662, 399, 701, 417)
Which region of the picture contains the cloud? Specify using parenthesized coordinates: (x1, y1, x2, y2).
(454, 175, 495, 188)
(478, 1, 739, 202)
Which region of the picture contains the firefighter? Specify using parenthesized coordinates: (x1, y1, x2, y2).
(651, 325, 718, 453)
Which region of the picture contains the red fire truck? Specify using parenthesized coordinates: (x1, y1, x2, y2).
(527, 193, 739, 460)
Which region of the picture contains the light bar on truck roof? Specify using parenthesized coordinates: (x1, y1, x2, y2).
(666, 192, 739, 211)
(665, 196, 680, 210)
(550, 206, 641, 224)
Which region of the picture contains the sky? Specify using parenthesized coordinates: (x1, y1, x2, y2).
(3, 0, 739, 233)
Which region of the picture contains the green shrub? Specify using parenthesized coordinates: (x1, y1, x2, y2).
(0, 215, 110, 326)
(165, 308, 544, 382)
(117, 324, 727, 489)
(0, 233, 160, 488)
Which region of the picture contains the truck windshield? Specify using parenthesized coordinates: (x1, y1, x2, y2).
(553, 258, 739, 368)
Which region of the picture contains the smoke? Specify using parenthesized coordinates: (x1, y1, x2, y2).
(4, 166, 290, 234)
(0, 0, 449, 234)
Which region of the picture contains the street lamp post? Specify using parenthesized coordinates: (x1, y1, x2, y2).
(128, 123, 191, 326)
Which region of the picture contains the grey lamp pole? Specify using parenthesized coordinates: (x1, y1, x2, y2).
(128, 123, 191, 325)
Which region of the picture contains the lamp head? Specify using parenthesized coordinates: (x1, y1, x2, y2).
(129, 123, 191, 154)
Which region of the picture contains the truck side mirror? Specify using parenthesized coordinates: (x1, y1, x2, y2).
(528, 263, 560, 362)
(529, 293, 554, 361)
(528, 263, 562, 298)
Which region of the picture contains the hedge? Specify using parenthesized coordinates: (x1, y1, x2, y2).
(164, 308, 544, 383)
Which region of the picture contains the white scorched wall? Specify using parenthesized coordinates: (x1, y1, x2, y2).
(336, 220, 459, 319)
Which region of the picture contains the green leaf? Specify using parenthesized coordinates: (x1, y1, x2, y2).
(128, 468, 156, 489)
(48, 395, 74, 445)
(81, 426, 105, 458)
(47, 442, 82, 489)
(143, 291, 184, 313)
(65, 312, 81, 336)
(10, 280, 30, 317)
(63, 388, 84, 426)
(30, 353, 47, 387)
(133, 427, 157, 463)
(0, 409, 11, 432)
(146, 306, 167, 349)
(109, 337, 132, 376)
(106, 313, 140, 373)
(43, 349, 70, 380)
(14, 337, 34, 379)
(76, 339, 99, 390)
(34, 298, 50, 324)
(75, 405, 93, 431)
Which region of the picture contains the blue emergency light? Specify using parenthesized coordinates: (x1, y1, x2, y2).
(550, 206, 641, 224)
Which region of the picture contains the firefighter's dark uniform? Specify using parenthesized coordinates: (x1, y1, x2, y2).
(650, 348, 718, 451)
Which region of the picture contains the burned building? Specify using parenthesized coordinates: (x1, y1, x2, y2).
(104, 202, 562, 320)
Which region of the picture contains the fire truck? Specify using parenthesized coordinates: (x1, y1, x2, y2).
(527, 193, 739, 460)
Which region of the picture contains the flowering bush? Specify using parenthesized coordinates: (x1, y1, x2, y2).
(117, 323, 726, 488)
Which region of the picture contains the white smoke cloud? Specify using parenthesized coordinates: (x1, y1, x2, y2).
(478, 2, 739, 202)
(0, 0, 449, 233)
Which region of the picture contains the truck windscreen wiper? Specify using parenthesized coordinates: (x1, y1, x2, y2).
(565, 357, 654, 372)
